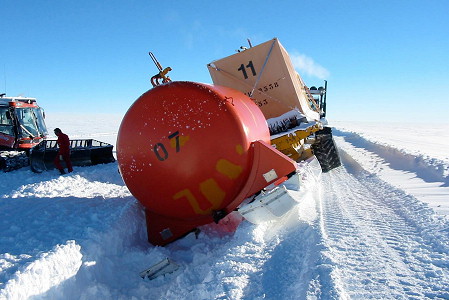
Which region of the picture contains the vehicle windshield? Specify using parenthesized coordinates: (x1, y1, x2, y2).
(17, 107, 48, 138)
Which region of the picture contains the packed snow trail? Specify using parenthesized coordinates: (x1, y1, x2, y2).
(320, 155, 449, 299)
(332, 128, 449, 215)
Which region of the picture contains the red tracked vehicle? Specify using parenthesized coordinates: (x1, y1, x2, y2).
(0, 94, 115, 172)
(0, 94, 47, 171)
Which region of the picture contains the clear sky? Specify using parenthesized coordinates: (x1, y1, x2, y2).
(1, 0, 448, 122)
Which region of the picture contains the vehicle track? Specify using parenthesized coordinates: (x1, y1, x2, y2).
(320, 163, 449, 299)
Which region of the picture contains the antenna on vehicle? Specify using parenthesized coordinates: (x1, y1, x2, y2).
(322, 80, 327, 117)
(2, 63, 6, 95)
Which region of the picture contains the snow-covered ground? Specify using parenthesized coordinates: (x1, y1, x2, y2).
(1, 114, 449, 299)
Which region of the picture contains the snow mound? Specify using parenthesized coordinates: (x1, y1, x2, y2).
(0, 241, 82, 300)
(333, 128, 449, 184)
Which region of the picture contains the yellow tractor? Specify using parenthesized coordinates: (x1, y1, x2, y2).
(208, 38, 341, 172)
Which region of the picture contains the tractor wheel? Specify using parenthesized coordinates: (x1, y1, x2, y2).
(312, 127, 341, 173)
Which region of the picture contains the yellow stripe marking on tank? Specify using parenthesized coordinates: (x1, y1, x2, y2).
(199, 178, 226, 209)
(216, 159, 242, 179)
(173, 179, 225, 215)
(172, 144, 243, 215)
(235, 144, 243, 155)
(172, 189, 209, 215)
(216, 144, 244, 179)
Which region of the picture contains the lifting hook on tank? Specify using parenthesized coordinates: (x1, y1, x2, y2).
(149, 51, 172, 87)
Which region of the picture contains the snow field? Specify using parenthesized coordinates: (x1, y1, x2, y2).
(1, 117, 449, 299)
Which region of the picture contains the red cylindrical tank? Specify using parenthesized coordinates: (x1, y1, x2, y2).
(117, 82, 270, 236)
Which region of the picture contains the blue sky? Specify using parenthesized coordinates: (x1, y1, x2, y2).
(1, 0, 448, 122)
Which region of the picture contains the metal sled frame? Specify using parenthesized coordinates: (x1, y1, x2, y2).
(238, 155, 322, 224)
(29, 139, 115, 173)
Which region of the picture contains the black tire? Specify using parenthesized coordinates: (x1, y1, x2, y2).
(312, 127, 341, 173)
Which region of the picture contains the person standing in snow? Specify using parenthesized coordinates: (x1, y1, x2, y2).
(53, 128, 73, 174)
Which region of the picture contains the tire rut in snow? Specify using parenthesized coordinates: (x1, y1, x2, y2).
(320, 167, 449, 299)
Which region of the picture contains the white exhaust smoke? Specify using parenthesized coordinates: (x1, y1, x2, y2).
(291, 52, 330, 80)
